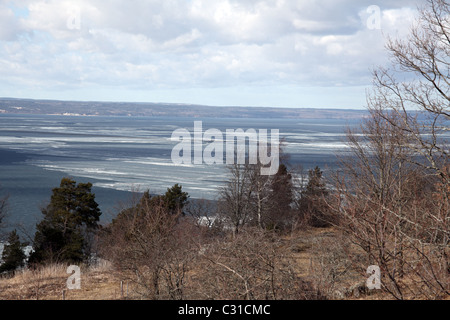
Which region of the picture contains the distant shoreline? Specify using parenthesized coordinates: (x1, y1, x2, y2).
(0, 97, 368, 120)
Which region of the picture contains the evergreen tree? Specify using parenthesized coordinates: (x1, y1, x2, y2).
(29, 177, 101, 265)
(299, 166, 331, 227)
(266, 163, 294, 229)
(111, 186, 189, 228)
(0, 230, 27, 274)
(164, 183, 189, 214)
(305, 166, 328, 198)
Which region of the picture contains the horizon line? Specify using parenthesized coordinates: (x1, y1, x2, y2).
(0, 96, 368, 112)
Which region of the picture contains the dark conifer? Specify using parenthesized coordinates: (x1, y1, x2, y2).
(0, 230, 27, 274)
(29, 177, 101, 265)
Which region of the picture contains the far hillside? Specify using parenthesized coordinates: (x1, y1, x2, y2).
(0, 97, 368, 119)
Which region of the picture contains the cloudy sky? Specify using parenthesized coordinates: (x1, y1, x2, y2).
(0, 0, 422, 109)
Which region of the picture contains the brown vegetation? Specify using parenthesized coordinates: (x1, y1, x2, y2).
(0, 226, 386, 300)
(325, 0, 450, 299)
(0, 0, 449, 302)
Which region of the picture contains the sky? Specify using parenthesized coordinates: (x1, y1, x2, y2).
(0, 0, 423, 109)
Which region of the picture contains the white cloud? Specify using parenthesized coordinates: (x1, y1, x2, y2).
(0, 3, 25, 41)
(0, 0, 424, 107)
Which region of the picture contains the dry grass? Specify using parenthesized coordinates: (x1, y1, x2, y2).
(284, 227, 386, 300)
(0, 227, 370, 300)
(0, 260, 126, 300)
(0, 227, 443, 300)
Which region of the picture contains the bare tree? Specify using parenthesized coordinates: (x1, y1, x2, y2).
(185, 198, 218, 229)
(370, 0, 449, 183)
(371, 0, 449, 298)
(218, 140, 296, 233)
(329, 0, 449, 299)
(330, 110, 418, 299)
(248, 163, 272, 229)
(99, 192, 200, 299)
(217, 163, 256, 235)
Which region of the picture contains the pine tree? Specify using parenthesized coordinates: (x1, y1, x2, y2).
(0, 230, 27, 274)
(164, 184, 189, 214)
(29, 177, 101, 265)
(110, 186, 189, 229)
(299, 166, 331, 227)
(305, 166, 328, 198)
(266, 163, 294, 229)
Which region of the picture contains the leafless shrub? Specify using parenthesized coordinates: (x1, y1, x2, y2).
(309, 232, 366, 299)
(184, 198, 224, 237)
(217, 164, 255, 235)
(99, 193, 202, 300)
(329, 113, 449, 298)
(324, 0, 450, 299)
(192, 227, 324, 300)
